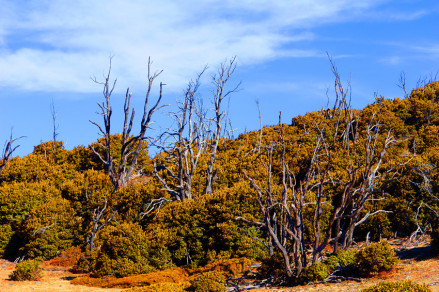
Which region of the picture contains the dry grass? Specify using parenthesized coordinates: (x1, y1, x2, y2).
(48, 246, 82, 267)
(71, 257, 252, 289)
(71, 268, 190, 288)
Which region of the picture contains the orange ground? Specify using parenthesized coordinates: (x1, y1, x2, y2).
(0, 239, 437, 292)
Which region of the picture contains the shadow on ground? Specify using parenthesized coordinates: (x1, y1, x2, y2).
(397, 245, 435, 261)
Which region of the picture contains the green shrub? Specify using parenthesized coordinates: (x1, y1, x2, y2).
(355, 211, 393, 242)
(189, 271, 226, 292)
(9, 259, 43, 281)
(325, 249, 357, 272)
(356, 240, 398, 277)
(325, 255, 339, 271)
(335, 249, 357, 268)
(301, 262, 329, 283)
(361, 280, 431, 292)
(72, 249, 99, 274)
(151, 182, 264, 268)
(258, 252, 286, 278)
(0, 224, 14, 257)
(91, 223, 161, 277)
(20, 197, 80, 260)
(93, 254, 156, 278)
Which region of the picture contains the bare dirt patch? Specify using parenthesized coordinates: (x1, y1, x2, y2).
(0, 259, 122, 292)
(0, 238, 437, 291)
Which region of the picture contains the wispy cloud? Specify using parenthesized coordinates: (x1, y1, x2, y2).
(0, 0, 420, 94)
(380, 55, 403, 65)
(365, 9, 429, 21)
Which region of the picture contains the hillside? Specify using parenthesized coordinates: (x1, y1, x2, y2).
(0, 81, 438, 290)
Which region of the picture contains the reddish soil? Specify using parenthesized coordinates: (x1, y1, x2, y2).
(0, 238, 437, 292)
(0, 260, 122, 292)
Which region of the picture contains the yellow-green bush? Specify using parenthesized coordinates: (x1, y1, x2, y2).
(325, 249, 357, 271)
(151, 182, 265, 268)
(300, 262, 329, 283)
(188, 271, 226, 292)
(0, 180, 64, 258)
(9, 259, 43, 281)
(88, 134, 152, 173)
(19, 197, 80, 260)
(0, 224, 13, 257)
(91, 222, 163, 277)
(73, 249, 99, 274)
(361, 280, 431, 292)
(356, 240, 398, 277)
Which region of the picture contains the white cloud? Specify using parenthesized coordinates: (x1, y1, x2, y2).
(0, 0, 394, 93)
(380, 55, 403, 65)
(413, 44, 439, 56)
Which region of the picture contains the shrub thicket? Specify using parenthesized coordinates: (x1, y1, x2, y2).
(20, 197, 80, 260)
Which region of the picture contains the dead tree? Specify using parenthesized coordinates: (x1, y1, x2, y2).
(154, 58, 238, 200)
(312, 58, 412, 257)
(204, 57, 240, 194)
(237, 111, 333, 278)
(90, 57, 164, 191)
(154, 69, 207, 201)
(406, 162, 439, 239)
(237, 57, 413, 279)
(87, 57, 163, 250)
(51, 100, 59, 150)
(0, 133, 23, 175)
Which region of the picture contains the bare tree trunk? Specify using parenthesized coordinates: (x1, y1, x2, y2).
(87, 57, 163, 249)
(154, 59, 238, 200)
(205, 57, 239, 194)
(87, 197, 117, 251)
(153, 69, 205, 201)
(0, 132, 23, 175)
(50, 100, 59, 151)
(90, 57, 164, 191)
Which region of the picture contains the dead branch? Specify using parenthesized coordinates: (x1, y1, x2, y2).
(90, 57, 164, 191)
(87, 197, 117, 251)
(139, 197, 172, 219)
(0, 132, 24, 175)
(32, 222, 56, 237)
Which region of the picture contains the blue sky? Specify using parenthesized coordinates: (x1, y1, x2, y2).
(1, 0, 438, 157)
